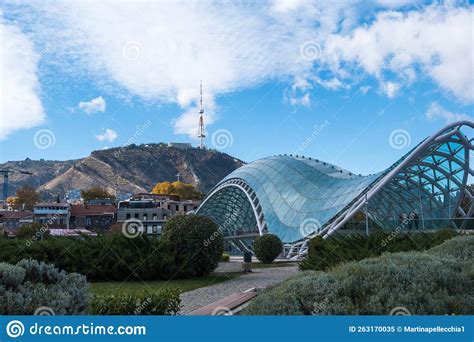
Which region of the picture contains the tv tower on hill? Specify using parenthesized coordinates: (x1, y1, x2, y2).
(197, 81, 206, 149)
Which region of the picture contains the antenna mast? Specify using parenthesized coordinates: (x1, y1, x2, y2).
(198, 81, 206, 149)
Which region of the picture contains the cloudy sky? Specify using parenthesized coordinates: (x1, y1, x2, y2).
(0, 0, 472, 175)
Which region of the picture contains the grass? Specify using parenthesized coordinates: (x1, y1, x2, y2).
(91, 272, 243, 296)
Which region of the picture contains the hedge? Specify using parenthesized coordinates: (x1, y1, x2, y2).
(300, 229, 456, 271)
(0, 215, 223, 281)
(253, 234, 283, 264)
(89, 289, 181, 315)
(242, 235, 473, 315)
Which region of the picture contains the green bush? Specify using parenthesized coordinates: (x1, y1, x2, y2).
(243, 236, 473, 315)
(89, 289, 181, 315)
(253, 234, 283, 264)
(0, 234, 182, 281)
(300, 229, 456, 271)
(0, 259, 89, 315)
(221, 253, 230, 262)
(162, 215, 224, 276)
(426, 235, 474, 261)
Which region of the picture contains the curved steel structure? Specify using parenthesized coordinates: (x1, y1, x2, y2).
(196, 121, 473, 258)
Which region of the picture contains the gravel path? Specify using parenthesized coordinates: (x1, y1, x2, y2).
(180, 265, 298, 314)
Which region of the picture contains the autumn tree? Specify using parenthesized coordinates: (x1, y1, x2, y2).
(12, 186, 39, 210)
(151, 181, 203, 200)
(81, 186, 116, 202)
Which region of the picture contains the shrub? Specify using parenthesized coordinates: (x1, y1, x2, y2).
(0, 235, 180, 281)
(221, 253, 230, 262)
(243, 236, 473, 315)
(426, 235, 474, 261)
(162, 215, 224, 276)
(0, 259, 89, 315)
(300, 229, 456, 271)
(253, 234, 283, 264)
(89, 289, 181, 315)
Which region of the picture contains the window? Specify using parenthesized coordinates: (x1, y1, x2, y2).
(143, 214, 148, 221)
(163, 214, 167, 220)
(175, 205, 179, 211)
(135, 213, 139, 219)
(153, 214, 157, 220)
(153, 225, 157, 233)
(126, 213, 131, 219)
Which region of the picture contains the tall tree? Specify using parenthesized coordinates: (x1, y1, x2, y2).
(14, 186, 39, 210)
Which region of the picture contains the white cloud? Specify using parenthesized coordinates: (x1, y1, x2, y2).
(381, 81, 400, 99)
(425, 102, 471, 124)
(3, 1, 472, 140)
(96, 128, 117, 142)
(78, 96, 106, 114)
(285, 77, 313, 106)
(0, 17, 44, 140)
(359, 85, 371, 94)
(325, 4, 474, 103)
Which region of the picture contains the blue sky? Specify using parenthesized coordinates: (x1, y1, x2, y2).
(0, 0, 472, 177)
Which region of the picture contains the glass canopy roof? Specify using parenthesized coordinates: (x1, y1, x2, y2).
(197, 121, 473, 253)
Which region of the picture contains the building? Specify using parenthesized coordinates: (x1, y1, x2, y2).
(196, 121, 473, 259)
(0, 210, 33, 230)
(69, 204, 116, 231)
(168, 142, 192, 149)
(117, 194, 201, 236)
(33, 202, 71, 229)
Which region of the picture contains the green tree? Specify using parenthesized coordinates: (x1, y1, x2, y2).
(253, 234, 283, 264)
(162, 215, 223, 276)
(15, 223, 51, 240)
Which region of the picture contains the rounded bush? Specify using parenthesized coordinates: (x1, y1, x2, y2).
(162, 215, 224, 276)
(0, 259, 89, 315)
(253, 234, 283, 264)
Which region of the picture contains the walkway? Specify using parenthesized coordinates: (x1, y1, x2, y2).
(179, 265, 298, 314)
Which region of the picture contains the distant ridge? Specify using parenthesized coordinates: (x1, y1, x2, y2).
(0, 143, 244, 198)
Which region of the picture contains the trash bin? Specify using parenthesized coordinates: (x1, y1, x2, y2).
(243, 251, 252, 272)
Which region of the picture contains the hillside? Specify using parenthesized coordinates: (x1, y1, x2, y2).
(0, 144, 244, 198)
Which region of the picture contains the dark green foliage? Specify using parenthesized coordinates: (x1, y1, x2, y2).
(243, 236, 473, 315)
(0, 259, 89, 315)
(300, 229, 456, 271)
(162, 215, 224, 276)
(0, 234, 194, 281)
(253, 234, 283, 264)
(89, 289, 181, 315)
